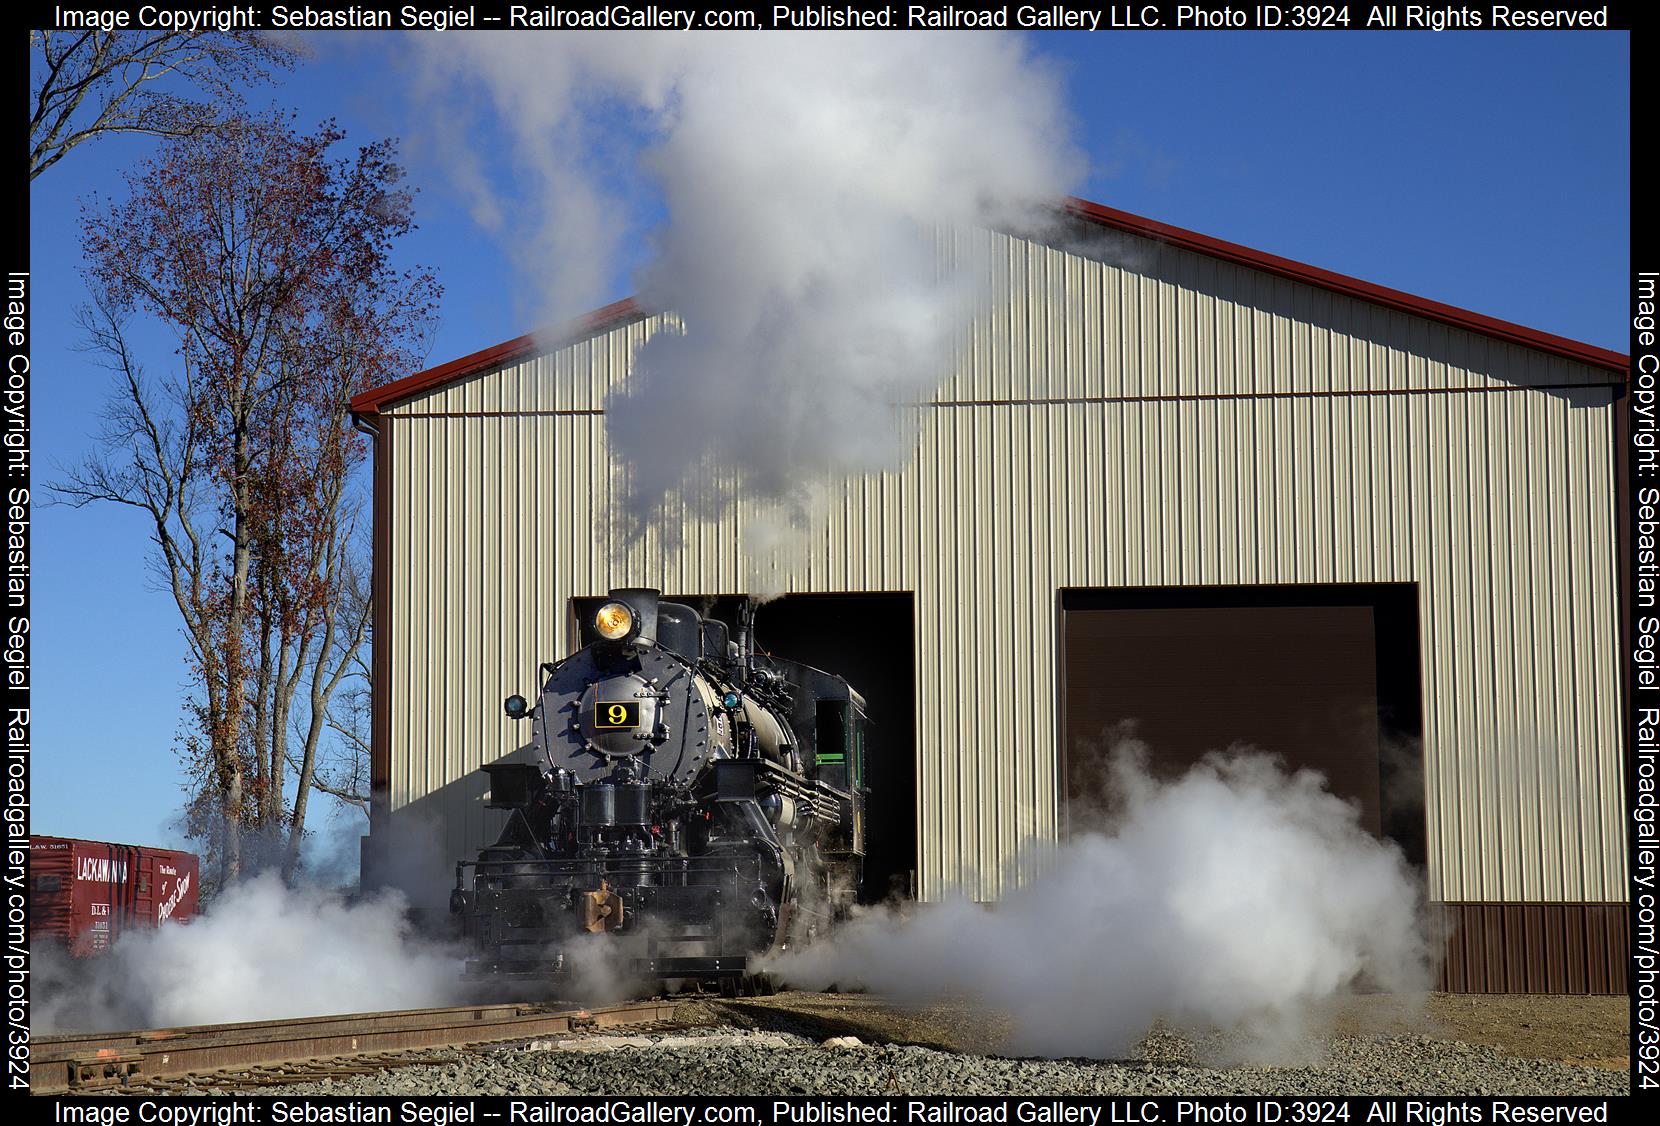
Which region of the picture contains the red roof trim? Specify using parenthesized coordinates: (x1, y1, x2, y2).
(349, 298, 646, 415)
(1063, 198, 1628, 375)
(351, 202, 1626, 415)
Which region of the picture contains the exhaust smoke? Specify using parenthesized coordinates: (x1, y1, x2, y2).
(33, 874, 468, 1033)
(765, 744, 1431, 1060)
(409, 33, 1083, 557)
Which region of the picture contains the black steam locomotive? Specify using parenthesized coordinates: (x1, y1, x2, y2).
(451, 588, 867, 990)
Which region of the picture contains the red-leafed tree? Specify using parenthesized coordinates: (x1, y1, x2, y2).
(56, 113, 438, 884)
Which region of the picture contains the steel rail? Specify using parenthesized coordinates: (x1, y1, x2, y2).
(31, 999, 678, 1094)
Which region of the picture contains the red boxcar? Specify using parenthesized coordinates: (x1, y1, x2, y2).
(30, 837, 200, 955)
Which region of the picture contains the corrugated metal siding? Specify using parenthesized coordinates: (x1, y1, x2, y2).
(385, 314, 675, 416)
(1436, 903, 1628, 994)
(382, 227, 1624, 905)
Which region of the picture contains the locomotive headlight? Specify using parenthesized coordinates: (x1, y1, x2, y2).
(594, 601, 635, 641)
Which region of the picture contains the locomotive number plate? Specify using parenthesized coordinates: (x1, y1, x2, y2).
(594, 701, 642, 730)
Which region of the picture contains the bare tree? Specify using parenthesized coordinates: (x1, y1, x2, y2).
(245, 302, 392, 879)
(54, 113, 438, 884)
(306, 574, 374, 818)
(29, 29, 299, 180)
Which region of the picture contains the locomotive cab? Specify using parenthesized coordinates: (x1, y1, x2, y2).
(453, 587, 866, 990)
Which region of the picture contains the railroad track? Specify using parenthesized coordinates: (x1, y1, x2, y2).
(32, 999, 680, 1095)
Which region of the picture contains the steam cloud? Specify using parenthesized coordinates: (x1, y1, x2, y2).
(34, 875, 466, 1033)
(765, 747, 1431, 1060)
(409, 33, 1082, 542)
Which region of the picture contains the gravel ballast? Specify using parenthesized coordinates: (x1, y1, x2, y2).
(239, 995, 1626, 1098)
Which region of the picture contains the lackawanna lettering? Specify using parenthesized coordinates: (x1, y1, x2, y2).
(76, 857, 128, 883)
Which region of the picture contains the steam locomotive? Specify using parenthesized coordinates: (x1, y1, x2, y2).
(451, 588, 868, 990)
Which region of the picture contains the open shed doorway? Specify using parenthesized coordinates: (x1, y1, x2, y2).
(1060, 583, 1426, 870)
(751, 593, 917, 902)
(572, 590, 918, 903)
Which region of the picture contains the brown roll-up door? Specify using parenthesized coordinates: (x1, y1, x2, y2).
(1062, 597, 1382, 835)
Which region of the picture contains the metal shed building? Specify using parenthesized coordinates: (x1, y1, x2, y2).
(349, 200, 1630, 993)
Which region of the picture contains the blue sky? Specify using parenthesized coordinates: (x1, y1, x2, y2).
(28, 31, 1630, 853)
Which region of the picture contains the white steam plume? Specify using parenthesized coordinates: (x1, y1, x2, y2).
(34, 875, 466, 1033)
(765, 747, 1431, 1060)
(408, 33, 1082, 542)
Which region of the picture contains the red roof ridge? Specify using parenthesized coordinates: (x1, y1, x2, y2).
(350, 297, 646, 415)
(1063, 198, 1628, 375)
(349, 201, 1627, 415)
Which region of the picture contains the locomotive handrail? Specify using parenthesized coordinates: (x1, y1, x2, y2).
(462, 858, 758, 872)
(458, 854, 762, 882)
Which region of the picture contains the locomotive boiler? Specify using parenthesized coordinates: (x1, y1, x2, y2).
(451, 588, 868, 989)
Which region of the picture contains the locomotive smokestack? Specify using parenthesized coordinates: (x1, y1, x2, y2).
(733, 597, 756, 685)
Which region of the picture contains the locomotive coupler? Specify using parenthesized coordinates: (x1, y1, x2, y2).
(581, 879, 624, 933)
